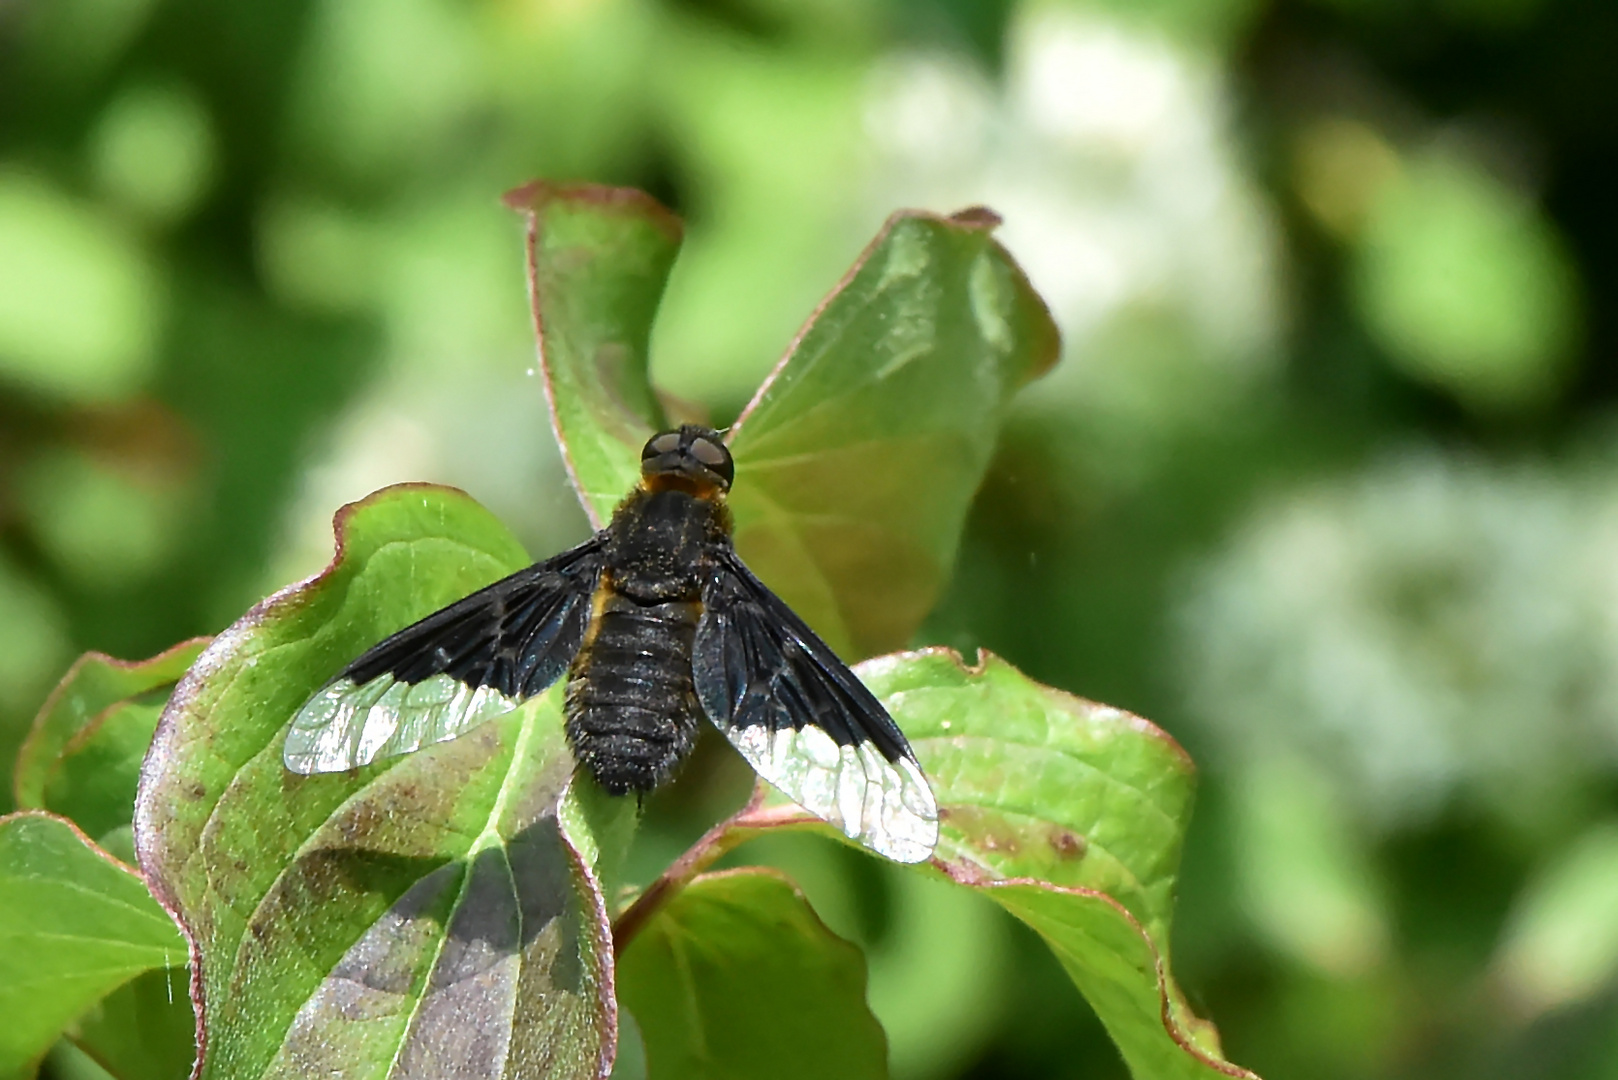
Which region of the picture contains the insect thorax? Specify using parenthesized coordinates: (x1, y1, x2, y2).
(603, 486, 729, 600)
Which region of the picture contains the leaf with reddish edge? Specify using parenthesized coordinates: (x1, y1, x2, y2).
(505, 181, 680, 528)
(134, 484, 637, 1080)
(0, 811, 186, 1079)
(616, 868, 886, 1080)
(43, 700, 167, 846)
(974, 881, 1252, 1079)
(725, 209, 1060, 657)
(507, 187, 1057, 659)
(613, 650, 1260, 1080)
(15, 640, 207, 813)
(864, 649, 1195, 947)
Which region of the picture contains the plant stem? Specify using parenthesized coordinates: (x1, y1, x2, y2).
(611, 786, 814, 955)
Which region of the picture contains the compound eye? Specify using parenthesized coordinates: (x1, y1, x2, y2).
(689, 435, 734, 485)
(643, 431, 682, 459)
(688, 436, 726, 467)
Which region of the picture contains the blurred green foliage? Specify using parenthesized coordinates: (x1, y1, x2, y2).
(3, 0, 1617, 1077)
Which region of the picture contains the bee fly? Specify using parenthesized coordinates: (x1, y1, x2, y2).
(284, 425, 939, 862)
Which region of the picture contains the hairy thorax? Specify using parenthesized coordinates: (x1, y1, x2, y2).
(603, 486, 730, 600)
(564, 484, 733, 794)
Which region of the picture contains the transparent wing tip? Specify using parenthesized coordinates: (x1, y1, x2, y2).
(730, 722, 940, 863)
(281, 673, 521, 775)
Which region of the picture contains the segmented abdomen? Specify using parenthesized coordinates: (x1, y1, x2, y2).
(565, 591, 702, 795)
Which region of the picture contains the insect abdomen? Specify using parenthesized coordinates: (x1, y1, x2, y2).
(565, 590, 702, 795)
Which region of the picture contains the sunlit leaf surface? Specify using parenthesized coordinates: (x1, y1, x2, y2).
(617, 868, 886, 1080)
(513, 190, 1057, 659)
(661, 650, 1257, 1080)
(506, 181, 679, 527)
(726, 210, 1059, 657)
(863, 651, 1191, 940)
(40, 698, 166, 844)
(13, 640, 206, 814)
(134, 485, 636, 1080)
(877, 650, 1251, 1078)
(0, 812, 185, 1078)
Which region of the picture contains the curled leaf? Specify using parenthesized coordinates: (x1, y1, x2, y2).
(620, 650, 1258, 1080)
(871, 650, 1252, 1077)
(727, 209, 1059, 657)
(134, 485, 635, 1080)
(506, 181, 680, 527)
(509, 186, 1058, 658)
(14, 640, 207, 815)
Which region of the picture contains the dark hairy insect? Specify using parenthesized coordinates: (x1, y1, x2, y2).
(284, 425, 939, 862)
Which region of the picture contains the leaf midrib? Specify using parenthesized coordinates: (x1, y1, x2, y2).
(347, 700, 539, 1080)
(175, 533, 530, 1079)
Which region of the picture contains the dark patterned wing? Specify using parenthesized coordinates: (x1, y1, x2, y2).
(283, 535, 606, 773)
(693, 546, 938, 862)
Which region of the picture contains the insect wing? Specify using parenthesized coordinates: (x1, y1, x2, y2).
(284, 536, 606, 774)
(694, 549, 938, 862)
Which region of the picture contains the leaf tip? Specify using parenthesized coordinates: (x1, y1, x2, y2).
(503, 179, 683, 243)
(933, 204, 1063, 381)
(947, 204, 1003, 230)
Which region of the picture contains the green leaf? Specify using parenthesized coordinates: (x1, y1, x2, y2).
(510, 189, 1057, 658)
(0, 811, 186, 1079)
(44, 702, 166, 843)
(14, 640, 206, 813)
(67, 967, 197, 1080)
(621, 650, 1258, 1080)
(978, 881, 1245, 1078)
(727, 209, 1059, 656)
(617, 868, 886, 1080)
(505, 181, 680, 527)
(862, 651, 1191, 941)
(134, 484, 637, 1080)
(871, 650, 1252, 1078)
